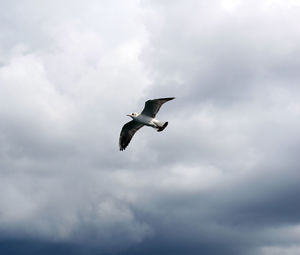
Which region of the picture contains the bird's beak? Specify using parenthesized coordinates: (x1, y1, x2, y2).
(126, 114, 131, 117)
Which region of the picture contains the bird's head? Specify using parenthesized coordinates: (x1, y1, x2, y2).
(127, 112, 139, 119)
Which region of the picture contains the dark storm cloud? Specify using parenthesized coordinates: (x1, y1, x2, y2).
(1, 0, 300, 255)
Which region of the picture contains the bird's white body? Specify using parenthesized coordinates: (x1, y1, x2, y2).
(131, 113, 165, 128)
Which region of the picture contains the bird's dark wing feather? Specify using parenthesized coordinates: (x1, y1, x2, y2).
(119, 120, 144, 151)
(141, 97, 175, 118)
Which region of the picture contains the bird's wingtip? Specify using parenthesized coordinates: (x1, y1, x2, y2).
(160, 97, 176, 100)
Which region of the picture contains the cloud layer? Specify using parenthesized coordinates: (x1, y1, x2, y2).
(1, 0, 300, 254)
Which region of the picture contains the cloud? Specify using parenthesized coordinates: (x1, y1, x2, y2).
(1, 0, 300, 254)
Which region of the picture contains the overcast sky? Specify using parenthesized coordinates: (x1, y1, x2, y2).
(1, 0, 300, 254)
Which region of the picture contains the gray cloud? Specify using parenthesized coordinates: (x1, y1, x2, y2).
(1, 0, 300, 254)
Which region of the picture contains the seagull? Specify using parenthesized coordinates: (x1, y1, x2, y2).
(119, 97, 175, 151)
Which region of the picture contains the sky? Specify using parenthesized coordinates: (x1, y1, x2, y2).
(1, 0, 300, 254)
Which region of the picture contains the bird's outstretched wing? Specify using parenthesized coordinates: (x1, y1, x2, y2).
(141, 97, 175, 118)
(119, 120, 144, 151)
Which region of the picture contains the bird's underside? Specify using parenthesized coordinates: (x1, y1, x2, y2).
(119, 97, 175, 151)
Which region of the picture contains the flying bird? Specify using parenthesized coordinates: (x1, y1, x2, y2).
(119, 97, 175, 151)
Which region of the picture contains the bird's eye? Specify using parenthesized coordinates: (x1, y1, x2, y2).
(132, 113, 134, 115)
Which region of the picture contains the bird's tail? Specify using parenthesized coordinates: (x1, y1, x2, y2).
(157, 121, 168, 132)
